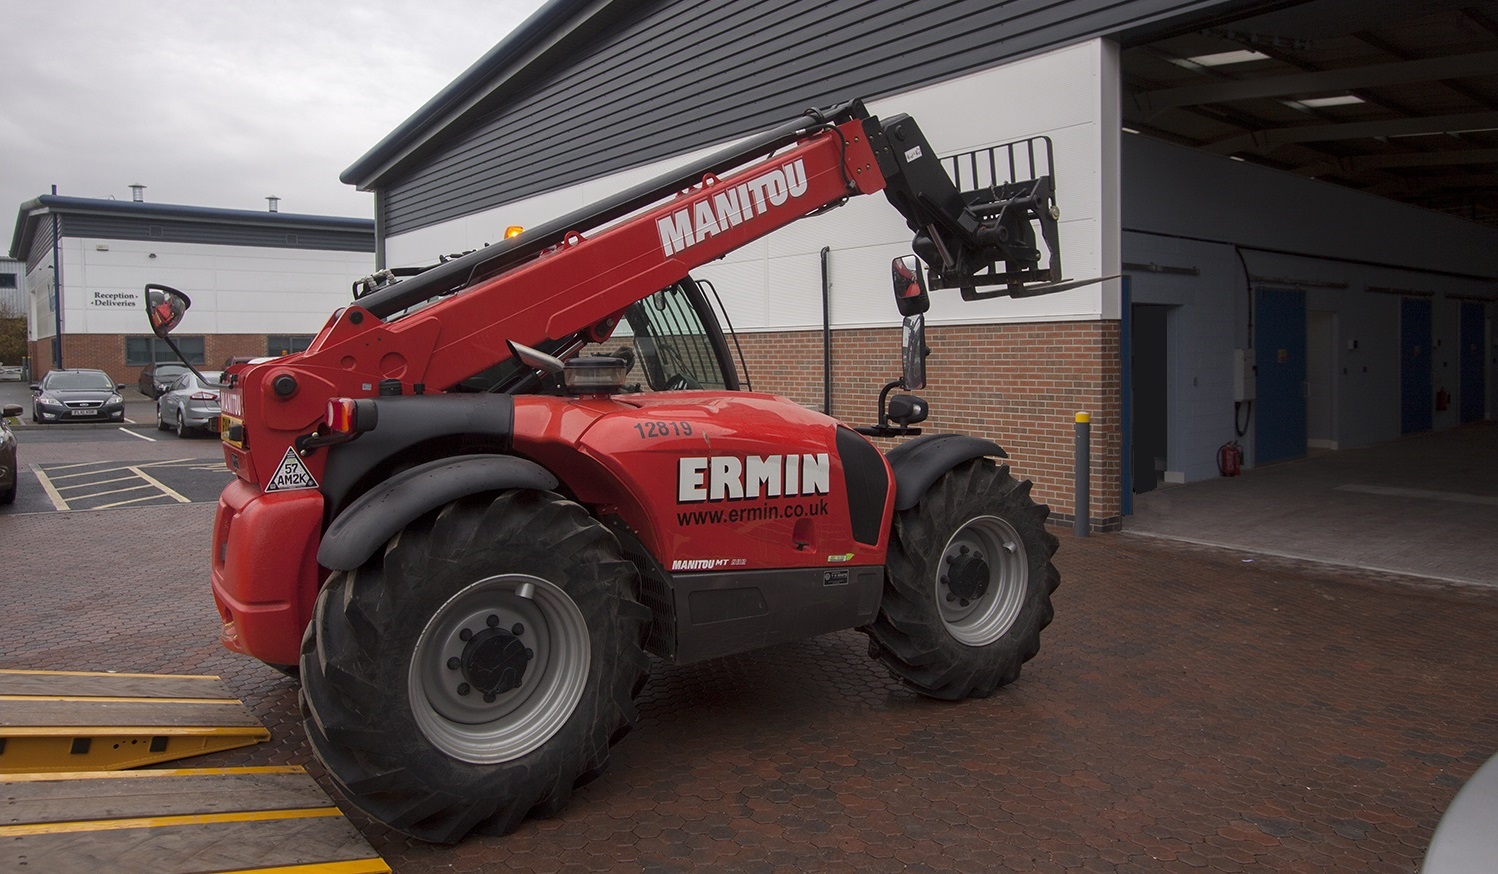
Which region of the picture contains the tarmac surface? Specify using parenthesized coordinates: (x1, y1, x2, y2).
(1, 383, 1496, 871)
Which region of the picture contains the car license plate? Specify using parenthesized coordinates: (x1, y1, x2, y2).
(70, 409, 95, 416)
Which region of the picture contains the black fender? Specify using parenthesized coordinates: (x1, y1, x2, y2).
(884, 434, 1007, 512)
(316, 454, 558, 571)
(320, 393, 516, 520)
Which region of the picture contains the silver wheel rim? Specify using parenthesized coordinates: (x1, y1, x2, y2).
(409, 574, 589, 763)
(934, 515, 1027, 645)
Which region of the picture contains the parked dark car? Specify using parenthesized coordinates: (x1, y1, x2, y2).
(138, 363, 191, 399)
(30, 369, 127, 424)
(156, 371, 224, 437)
(1, 402, 20, 504)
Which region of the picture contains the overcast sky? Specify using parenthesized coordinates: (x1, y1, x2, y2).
(1, 0, 547, 247)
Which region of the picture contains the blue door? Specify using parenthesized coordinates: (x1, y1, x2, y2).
(1255, 288, 1307, 465)
(1460, 302, 1485, 424)
(1401, 297, 1433, 434)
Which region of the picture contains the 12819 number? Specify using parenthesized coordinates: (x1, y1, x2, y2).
(634, 420, 694, 439)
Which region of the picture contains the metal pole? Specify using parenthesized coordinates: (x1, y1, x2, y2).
(51, 185, 63, 370)
(1074, 411, 1091, 537)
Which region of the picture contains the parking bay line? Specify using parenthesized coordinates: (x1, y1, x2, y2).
(119, 427, 156, 442)
(32, 460, 196, 512)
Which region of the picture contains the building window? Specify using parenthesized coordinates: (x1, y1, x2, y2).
(267, 335, 312, 356)
(0, 274, 16, 289)
(126, 335, 204, 365)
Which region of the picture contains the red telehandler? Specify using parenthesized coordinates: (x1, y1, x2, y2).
(145, 99, 1067, 843)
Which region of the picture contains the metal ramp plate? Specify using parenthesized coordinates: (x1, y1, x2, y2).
(0, 669, 270, 772)
(0, 765, 390, 873)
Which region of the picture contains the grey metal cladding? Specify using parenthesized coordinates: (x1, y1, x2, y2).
(27, 221, 56, 266)
(380, 0, 1244, 237)
(60, 214, 375, 252)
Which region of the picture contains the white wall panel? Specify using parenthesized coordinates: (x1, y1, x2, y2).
(58, 238, 373, 336)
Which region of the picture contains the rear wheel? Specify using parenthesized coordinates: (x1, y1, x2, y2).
(175, 410, 188, 438)
(1, 476, 15, 505)
(864, 458, 1059, 700)
(300, 489, 649, 843)
(157, 405, 170, 430)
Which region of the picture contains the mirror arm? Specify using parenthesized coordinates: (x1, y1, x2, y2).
(154, 332, 211, 387)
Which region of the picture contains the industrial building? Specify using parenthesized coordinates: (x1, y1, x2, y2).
(8, 192, 374, 385)
(340, 0, 1498, 529)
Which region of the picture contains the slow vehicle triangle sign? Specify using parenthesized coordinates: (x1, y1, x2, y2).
(266, 447, 319, 491)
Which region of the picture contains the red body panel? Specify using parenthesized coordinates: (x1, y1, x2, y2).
(512, 392, 894, 570)
(211, 478, 325, 666)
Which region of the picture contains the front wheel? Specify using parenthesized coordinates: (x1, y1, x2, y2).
(864, 458, 1059, 700)
(175, 410, 188, 438)
(300, 489, 650, 843)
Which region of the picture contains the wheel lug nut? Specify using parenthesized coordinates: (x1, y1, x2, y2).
(959, 545, 969, 555)
(945, 592, 956, 602)
(525, 648, 534, 661)
(959, 598, 970, 607)
(457, 683, 471, 696)
(512, 623, 524, 636)
(944, 555, 954, 564)
(447, 657, 460, 670)
(459, 628, 473, 642)
(486, 614, 500, 627)
(483, 692, 496, 703)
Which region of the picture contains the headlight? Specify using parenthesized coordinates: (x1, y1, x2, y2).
(40, 395, 67, 408)
(107, 394, 123, 405)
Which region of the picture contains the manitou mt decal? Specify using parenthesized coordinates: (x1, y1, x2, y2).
(677, 452, 831, 503)
(657, 159, 810, 256)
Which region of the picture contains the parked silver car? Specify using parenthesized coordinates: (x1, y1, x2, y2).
(155, 370, 224, 438)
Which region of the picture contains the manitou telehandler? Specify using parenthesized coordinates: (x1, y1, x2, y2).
(146, 99, 1069, 843)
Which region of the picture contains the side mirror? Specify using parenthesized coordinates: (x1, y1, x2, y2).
(891, 255, 929, 317)
(901, 313, 927, 391)
(2, 404, 21, 418)
(144, 284, 191, 336)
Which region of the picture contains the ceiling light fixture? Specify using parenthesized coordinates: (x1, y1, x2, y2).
(1174, 49, 1269, 68)
(1294, 95, 1365, 108)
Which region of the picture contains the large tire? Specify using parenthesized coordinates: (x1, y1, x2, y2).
(864, 458, 1059, 700)
(300, 489, 650, 843)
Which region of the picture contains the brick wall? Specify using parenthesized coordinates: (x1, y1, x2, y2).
(731, 321, 1122, 531)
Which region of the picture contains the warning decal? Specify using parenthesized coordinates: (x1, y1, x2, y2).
(265, 447, 319, 492)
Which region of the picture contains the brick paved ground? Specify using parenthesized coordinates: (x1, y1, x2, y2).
(2, 503, 1494, 872)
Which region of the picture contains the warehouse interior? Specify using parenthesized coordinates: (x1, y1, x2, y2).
(1112, 0, 1497, 504)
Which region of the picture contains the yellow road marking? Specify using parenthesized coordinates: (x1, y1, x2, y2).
(32, 465, 71, 511)
(0, 695, 242, 705)
(0, 765, 306, 782)
(0, 669, 221, 679)
(2, 725, 269, 737)
(129, 464, 192, 503)
(216, 860, 391, 874)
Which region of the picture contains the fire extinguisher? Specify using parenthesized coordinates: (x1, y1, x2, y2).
(1217, 441, 1243, 477)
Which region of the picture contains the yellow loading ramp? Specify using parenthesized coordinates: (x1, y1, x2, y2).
(1, 766, 390, 874)
(0, 671, 389, 873)
(0, 669, 270, 771)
